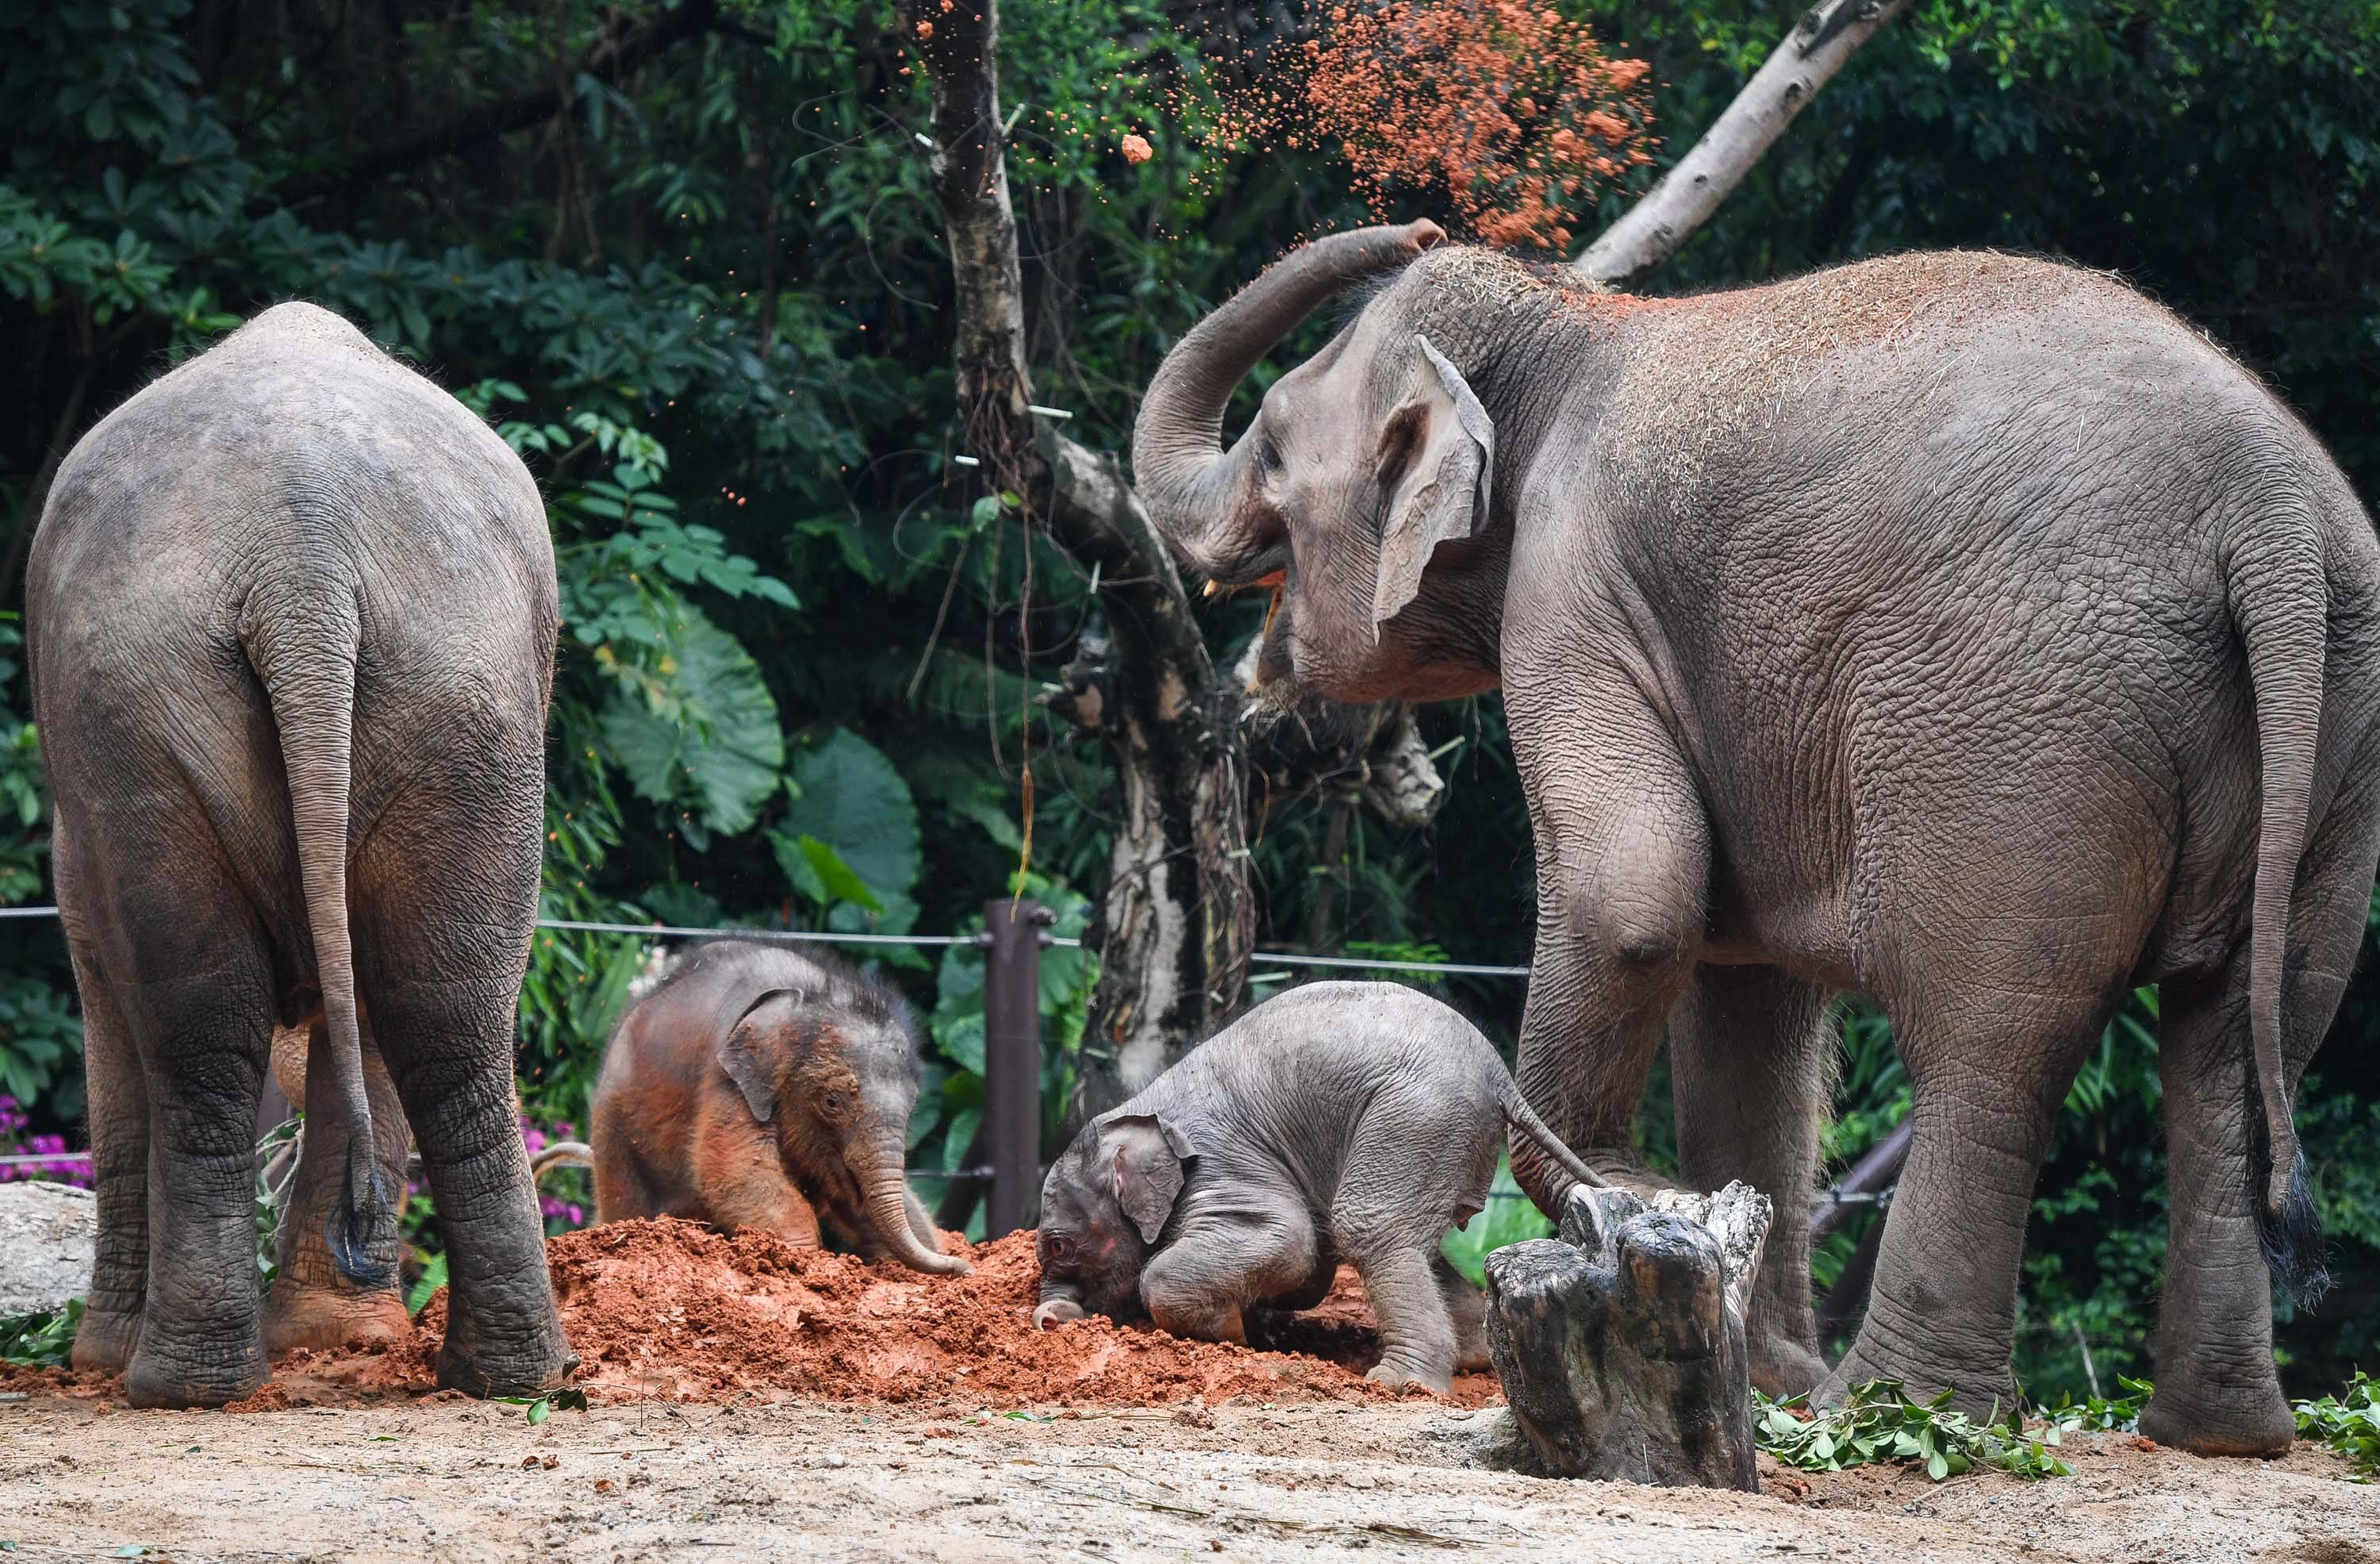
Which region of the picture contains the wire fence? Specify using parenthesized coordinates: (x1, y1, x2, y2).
(0, 901, 1536, 1177)
(0, 900, 1906, 1247)
(2, 904, 1520, 972)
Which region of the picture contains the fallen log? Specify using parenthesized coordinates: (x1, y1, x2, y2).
(1484, 1181, 1772, 1489)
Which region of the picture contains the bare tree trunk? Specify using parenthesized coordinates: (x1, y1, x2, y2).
(899, 0, 1253, 1119)
(1574, 0, 1913, 288)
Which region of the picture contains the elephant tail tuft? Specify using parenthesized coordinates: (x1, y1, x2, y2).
(2251, 1112, 2332, 1310)
(243, 581, 396, 1290)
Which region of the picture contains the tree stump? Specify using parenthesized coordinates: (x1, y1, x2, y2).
(1484, 1180, 1772, 1489)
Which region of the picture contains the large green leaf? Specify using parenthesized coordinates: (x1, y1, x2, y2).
(598, 603, 784, 836)
(773, 727, 920, 905)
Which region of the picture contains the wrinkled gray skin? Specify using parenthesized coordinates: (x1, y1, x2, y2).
(588, 940, 966, 1276)
(1033, 982, 1601, 1393)
(1134, 222, 2380, 1455)
(28, 302, 570, 1408)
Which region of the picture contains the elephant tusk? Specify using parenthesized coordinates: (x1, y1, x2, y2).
(1202, 570, 1287, 602)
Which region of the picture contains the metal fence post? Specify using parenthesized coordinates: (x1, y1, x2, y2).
(981, 897, 1051, 1235)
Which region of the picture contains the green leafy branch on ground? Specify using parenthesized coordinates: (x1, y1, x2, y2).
(1757, 1381, 2074, 1481)
(0, 1298, 79, 1368)
(2296, 1372, 2380, 1479)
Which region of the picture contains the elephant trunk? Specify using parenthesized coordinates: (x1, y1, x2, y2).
(859, 1154, 970, 1276)
(1034, 1279, 1086, 1332)
(1131, 221, 1444, 582)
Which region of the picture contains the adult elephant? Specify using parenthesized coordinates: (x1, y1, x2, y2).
(29, 302, 570, 1408)
(1132, 221, 2380, 1457)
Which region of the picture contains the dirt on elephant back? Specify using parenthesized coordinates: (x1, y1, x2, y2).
(2, 1219, 1498, 1411)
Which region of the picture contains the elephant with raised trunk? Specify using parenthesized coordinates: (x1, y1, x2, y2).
(587, 940, 967, 1277)
(29, 302, 571, 1408)
(1133, 221, 2380, 1456)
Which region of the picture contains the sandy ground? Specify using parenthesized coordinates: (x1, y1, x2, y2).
(3, 1393, 2373, 1564)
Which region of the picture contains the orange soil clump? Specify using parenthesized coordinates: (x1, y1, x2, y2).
(4, 1220, 1500, 1412)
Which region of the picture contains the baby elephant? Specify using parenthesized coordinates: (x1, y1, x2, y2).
(1034, 982, 1596, 1392)
(589, 940, 967, 1275)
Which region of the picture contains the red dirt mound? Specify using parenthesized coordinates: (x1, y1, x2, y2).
(4, 1220, 1500, 1411)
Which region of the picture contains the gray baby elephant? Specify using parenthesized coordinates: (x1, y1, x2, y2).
(1032, 982, 1599, 1393)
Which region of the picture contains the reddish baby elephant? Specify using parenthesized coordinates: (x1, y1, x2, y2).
(588, 940, 967, 1276)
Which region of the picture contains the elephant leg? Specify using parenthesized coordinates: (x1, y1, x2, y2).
(1507, 682, 1710, 1188)
(263, 1016, 413, 1355)
(2140, 962, 2295, 1454)
(1821, 991, 2108, 1417)
(63, 939, 147, 1378)
(2141, 790, 2372, 1455)
(1672, 963, 1832, 1397)
(693, 1109, 822, 1246)
(1436, 1255, 1489, 1372)
(353, 787, 566, 1398)
(366, 966, 568, 1396)
(1349, 1244, 1460, 1393)
(118, 953, 279, 1408)
(1142, 1212, 1318, 1349)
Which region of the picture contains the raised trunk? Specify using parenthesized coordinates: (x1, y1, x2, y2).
(1131, 221, 1443, 581)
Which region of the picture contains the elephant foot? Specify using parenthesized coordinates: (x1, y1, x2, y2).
(1750, 1336, 1828, 1400)
(263, 1282, 413, 1355)
(122, 1335, 267, 1409)
(1820, 1335, 2014, 1424)
(434, 1313, 577, 1400)
(1367, 1358, 1454, 1396)
(1444, 1284, 1490, 1373)
(70, 1305, 142, 1378)
(2137, 1380, 2295, 1458)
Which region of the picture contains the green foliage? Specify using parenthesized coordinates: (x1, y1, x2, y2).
(0, 1298, 82, 1369)
(2295, 1373, 2380, 1479)
(775, 728, 923, 913)
(2040, 1375, 2154, 1434)
(1756, 1381, 2073, 1481)
(0, 975, 82, 1122)
(1438, 1156, 1553, 1287)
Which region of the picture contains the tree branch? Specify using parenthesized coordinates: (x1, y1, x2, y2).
(900, 0, 1253, 1115)
(274, 0, 726, 206)
(1574, 0, 1912, 288)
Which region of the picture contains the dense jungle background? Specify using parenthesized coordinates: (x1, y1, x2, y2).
(0, 0, 2375, 1403)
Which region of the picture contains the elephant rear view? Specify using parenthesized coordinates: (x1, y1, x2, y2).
(28, 302, 570, 1408)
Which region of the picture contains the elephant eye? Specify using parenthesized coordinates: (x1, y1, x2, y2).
(1256, 436, 1282, 475)
(1046, 1233, 1073, 1262)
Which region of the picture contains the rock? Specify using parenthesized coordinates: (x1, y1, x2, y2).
(0, 1180, 97, 1316)
(1483, 1179, 1772, 1489)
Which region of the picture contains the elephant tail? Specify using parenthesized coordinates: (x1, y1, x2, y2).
(1499, 1084, 1609, 1220)
(243, 583, 395, 1290)
(2227, 521, 2331, 1308)
(531, 1141, 594, 1179)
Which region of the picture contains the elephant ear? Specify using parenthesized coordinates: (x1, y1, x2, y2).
(1370, 333, 1493, 636)
(1105, 1113, 1194, 1245)
(715, 987, 804, 1124)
